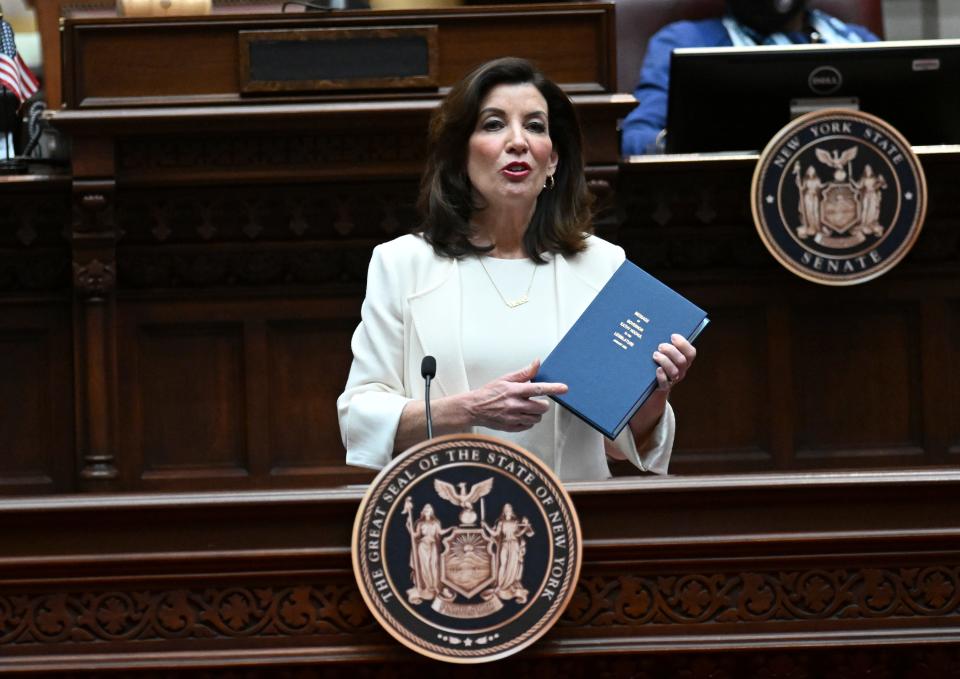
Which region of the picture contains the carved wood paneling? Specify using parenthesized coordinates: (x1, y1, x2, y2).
(669, 303, 771, 472)
(112, 184, 412, 297)
(0, 330, 55, 482)
(7, 563, 960, 648)
(118, 243, 376, 291)
(117, 131, 427, 183)
(265, 319, 356, 472)
(116, 184, 418, 245)
(137, 323, 248, 476)
(5, 153, 960, 491)
(793, 303, 921, 461)
(0, 183, 72, 294)
(617, 154, 960, 473)
(0, 179, 74, 494)
(0, 310, 74, 494)
(1, 563, 958, 650)
(949, 301, 960, 458)
(2, 475, 960, 672)
(566, 565, 960, 629)
(116, 299, 373, 489)
(0, 580, 372, 646)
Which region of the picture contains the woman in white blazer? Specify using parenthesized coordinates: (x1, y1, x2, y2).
(338, 58, 697, 482)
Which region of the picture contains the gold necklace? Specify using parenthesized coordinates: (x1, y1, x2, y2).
(477, 256, 537, 309)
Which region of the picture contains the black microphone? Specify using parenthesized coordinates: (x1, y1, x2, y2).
(421, 356, 436, 440)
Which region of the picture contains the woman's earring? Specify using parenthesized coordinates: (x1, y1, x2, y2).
(544, 175, 555, 190)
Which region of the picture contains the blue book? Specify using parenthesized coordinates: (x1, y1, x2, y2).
(533, 260, 709, 440)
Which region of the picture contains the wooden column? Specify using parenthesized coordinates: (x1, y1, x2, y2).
(71, 175, 119, 488)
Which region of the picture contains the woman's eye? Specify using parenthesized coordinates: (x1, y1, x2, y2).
(527, 121, 547, 133)
(482, 119, 505, 131)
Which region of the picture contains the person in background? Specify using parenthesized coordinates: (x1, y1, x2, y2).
(338, 57, 697, 482)
(621, 0, 880, 156)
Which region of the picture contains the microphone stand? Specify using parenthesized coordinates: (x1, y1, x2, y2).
(424, 371, 433, 440)
(421, 356, 436, 440)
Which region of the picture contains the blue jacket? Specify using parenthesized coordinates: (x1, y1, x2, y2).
(621, 16, 879, 155)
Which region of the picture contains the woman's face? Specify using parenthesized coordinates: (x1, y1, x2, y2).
(466, 83, 559, 210)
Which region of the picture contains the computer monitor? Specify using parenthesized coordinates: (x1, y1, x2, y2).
(665, 39, 960, 154)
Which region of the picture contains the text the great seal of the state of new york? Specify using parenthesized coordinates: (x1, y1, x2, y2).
(751, 108, 926, 286)
(351, 434, 582, 663)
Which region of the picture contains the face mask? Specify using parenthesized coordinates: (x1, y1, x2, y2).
(727, 0, 805, 35)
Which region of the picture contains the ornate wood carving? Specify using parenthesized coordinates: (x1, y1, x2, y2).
(0, 183, 71, 294)
(115, 184, 418, 244)
(117, 246, 372, 290)
(72, 180, 117, 296)
(72, 258, 116, 298)
(71, 179, 119, 487)
(565, 565, 959, 628)
(0, 582, 372, 645)
(0, 253, 70, 293)
(2, 475, 960, 671)
(2, 564, 957, 650)
(117, 132, 427, 176)
(108, 184, 414, 293)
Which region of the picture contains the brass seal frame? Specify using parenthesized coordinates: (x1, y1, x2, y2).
(751, 108, 927, 286)
(351, 433, 582, 663)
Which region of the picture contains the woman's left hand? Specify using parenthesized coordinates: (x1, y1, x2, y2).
(653, 333, 697, 392)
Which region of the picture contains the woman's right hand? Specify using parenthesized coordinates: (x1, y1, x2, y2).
(464, 359, 567, 432)
(394, 359, 567, 452)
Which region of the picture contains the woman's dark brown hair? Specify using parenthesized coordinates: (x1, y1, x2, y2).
(414, 57, 592, 261)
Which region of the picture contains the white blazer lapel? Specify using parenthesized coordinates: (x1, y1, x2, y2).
(554, 252, 609, 335)
(408, 260, 470, 398)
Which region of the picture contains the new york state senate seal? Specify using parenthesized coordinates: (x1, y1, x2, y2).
(351, 434, 582, 663)
(752, 108, 927, 285)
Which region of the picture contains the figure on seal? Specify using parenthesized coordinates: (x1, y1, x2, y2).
(404, 500, 452, 603)
(854, 163, 888, 236)
(795, 163, 824, 238)
(483, 503, 534, 603)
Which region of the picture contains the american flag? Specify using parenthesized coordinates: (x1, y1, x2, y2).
(1, 18, 39, 104)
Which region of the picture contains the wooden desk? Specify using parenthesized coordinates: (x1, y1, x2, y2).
(25, 0, 328, 110)
(616, 147, 960, 475)
(4, 141, 960, 494)
(59, 3, 617, 108)
(1, 470, 959, 673)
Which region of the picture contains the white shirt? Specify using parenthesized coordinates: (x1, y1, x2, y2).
(460, 255, 562, 470)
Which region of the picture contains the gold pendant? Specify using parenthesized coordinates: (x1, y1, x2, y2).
(506, 296, 528, 308)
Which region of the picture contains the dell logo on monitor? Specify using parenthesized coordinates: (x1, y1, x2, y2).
(808, 66, 843, 94)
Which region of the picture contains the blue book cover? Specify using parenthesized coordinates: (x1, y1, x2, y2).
(533, 260, 709, 440)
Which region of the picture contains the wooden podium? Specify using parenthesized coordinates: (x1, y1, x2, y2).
(19, 3, 631, 495)
(2, 472, 960, 673)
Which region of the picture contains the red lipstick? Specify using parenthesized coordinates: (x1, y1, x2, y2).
(500, 161, 531, 180)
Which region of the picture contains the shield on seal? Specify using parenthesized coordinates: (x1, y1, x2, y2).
(819, 183, 861, 234)
(440, 527, 496, 598)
